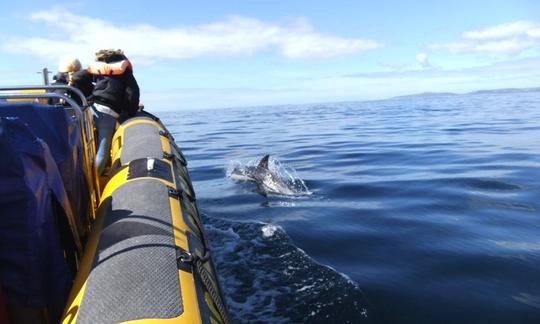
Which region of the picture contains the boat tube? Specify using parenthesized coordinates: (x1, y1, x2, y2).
(0, 86, 229, 324)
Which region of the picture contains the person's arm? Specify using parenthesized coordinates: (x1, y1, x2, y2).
(71, 70, 95, 98)
(124, 70, 140, 117)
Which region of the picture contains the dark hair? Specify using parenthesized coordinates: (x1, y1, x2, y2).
(95, 49, 127, 63)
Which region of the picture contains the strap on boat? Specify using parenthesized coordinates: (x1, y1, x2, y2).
(175, 248, 230, 324)
(170, 183, 228, 323)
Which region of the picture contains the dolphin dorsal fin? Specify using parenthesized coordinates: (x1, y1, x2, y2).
(258, 154, 270, 169)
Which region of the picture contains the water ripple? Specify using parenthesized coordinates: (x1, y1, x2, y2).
(161, 90, 540, 323)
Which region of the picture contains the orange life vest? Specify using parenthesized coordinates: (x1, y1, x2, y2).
(86, 60, 132, 76)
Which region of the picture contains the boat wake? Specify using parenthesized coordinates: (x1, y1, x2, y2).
(204, 215, 374, 323)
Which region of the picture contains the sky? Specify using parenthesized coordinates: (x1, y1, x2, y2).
(0, 0, 539, 110)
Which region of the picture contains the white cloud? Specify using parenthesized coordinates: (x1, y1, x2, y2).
(2, 8, 380, 62)
(416, 52, 431, 68)
(430, 20, 540, 55)
(146, 56, 540, 110)
(341, 56, 540, 90)
(463, 21, 539, 40)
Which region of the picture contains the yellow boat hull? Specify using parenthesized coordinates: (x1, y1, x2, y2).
(63, 115, 227, 323)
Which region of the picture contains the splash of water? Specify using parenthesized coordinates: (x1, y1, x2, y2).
(271, 158, 312, 195)
(204, 216, 373, 323)
(226, 156, 312, 196)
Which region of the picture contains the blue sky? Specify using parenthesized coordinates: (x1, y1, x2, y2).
(0, 0, 539, 110)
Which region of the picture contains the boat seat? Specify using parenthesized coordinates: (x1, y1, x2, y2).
(0, 117, 75, 323)
(0, 101, 89, 235)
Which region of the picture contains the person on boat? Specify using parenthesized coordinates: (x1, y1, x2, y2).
(51, 57, 94, 105)
(53, 56, 82, 85)
(87, 49, 140, 175)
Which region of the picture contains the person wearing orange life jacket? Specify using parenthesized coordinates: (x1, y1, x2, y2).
(86, 49, 140, 175)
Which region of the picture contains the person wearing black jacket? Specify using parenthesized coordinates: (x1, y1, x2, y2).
(87, 49, 140, 175)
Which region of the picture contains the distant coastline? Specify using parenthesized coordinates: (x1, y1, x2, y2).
(390, 86, 540, 100)
(165, 86, 540, 112)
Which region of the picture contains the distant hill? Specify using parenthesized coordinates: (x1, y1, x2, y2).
(390, 87, 539, 100)
(467, 87, 540, 95)
(391, 92, 457, 99)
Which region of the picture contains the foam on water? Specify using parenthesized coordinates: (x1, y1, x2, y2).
(204, 216, 373, 323)
(261, 223, 279, 238)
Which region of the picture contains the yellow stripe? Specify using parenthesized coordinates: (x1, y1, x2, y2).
(61, 207, 106, 323)
(62, 118, 227, 323)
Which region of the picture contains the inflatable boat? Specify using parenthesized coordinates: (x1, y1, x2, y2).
(0, 85, 229, 324)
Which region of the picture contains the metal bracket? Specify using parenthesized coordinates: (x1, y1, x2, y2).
(175, 246, 193, 272)
(163, 152, 175, 160)
(168, 186, 180, 199)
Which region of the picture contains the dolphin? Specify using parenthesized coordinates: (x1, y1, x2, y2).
(230, 155, 296, 196)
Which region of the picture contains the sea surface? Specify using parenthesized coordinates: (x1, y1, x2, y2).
(160, 89, 540, 324)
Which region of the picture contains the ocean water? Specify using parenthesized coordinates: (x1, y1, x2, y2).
(160, 90, 540, 324)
